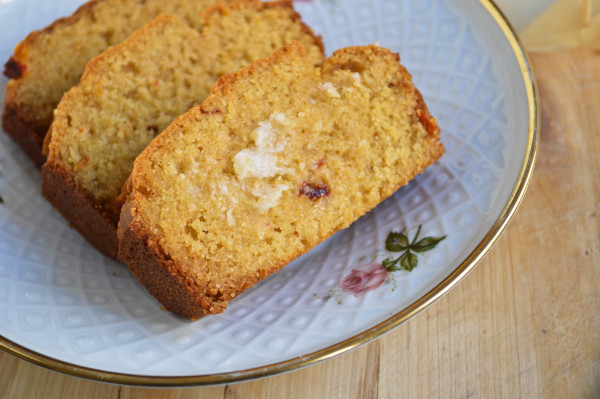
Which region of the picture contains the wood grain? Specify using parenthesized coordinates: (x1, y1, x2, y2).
(1, 41, 599, 399)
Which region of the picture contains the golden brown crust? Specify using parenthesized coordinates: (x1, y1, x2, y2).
(119, 191, 281, 319)
(410, 82, 444, 162)
(6, 0, 107, 81)
(324, 44, 444, 163)
(118, 222, 281, 320)
(10, 0, 106, 57)
(118, 217, 217, 320)
(118, 185, 280, 319)
(42, 160, 119, 258)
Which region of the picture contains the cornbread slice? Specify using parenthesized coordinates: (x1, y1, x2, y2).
(2, 0, 234, 166)
(42, 2, 324, 258)
(117, 42, 444, 320)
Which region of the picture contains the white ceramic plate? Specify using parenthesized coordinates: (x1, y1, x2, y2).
(0, 0, 538, 386)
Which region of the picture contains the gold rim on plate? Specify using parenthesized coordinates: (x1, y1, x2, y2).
(0, 0, 540, 387)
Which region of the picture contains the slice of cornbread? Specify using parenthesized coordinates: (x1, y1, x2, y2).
(2, 0, 234, 166)
(41, 2, 325, 258)
(117, 42, 444, 320)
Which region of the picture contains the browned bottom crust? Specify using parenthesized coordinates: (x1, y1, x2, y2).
(1, 102, 46, 167)
(41, 161, 119, 257)
(118, 217, 227, 320)
(118, 194, 279, 319)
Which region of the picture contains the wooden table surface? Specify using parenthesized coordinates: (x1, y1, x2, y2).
(1, 39, 599, 399)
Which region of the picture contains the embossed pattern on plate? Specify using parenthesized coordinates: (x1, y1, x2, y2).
(0, 0, 533, 379)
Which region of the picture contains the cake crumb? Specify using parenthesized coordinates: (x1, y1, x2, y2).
(318, 82, 340, 98)
(252, 183, 289, 213)
(226, 208, 235, 226)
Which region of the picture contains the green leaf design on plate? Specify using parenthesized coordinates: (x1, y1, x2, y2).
(412, 235, 447, 253)
(400, 251, 418, 271)
(382, 225, 446, 273)
(385, 232, 409, 252)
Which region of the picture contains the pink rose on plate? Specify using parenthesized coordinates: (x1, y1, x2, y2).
(339, 263, 388, 297)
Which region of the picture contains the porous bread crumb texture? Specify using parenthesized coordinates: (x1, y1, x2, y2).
(3, 0, 234, 143)
(123, 43, 443, 318)
(46, 2, 324, 212)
